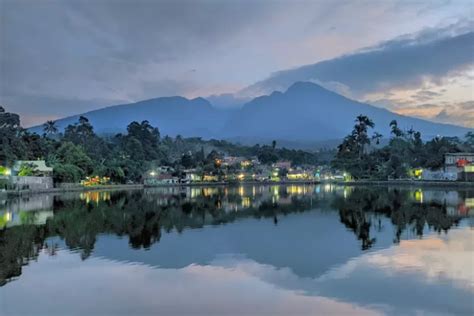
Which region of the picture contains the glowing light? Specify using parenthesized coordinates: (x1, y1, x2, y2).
(414, 190, 423, 203)
(242, 197, 251, 208)
(465, 165, 474, 172)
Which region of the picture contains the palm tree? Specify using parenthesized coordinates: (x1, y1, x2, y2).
(372, 132, 383, 145)
(43, 120, 58, 136)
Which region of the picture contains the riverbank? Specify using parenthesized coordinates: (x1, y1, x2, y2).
(344, 180, 474, 187)
(2, 179, 473, 197)
(2, 184, 144, 197)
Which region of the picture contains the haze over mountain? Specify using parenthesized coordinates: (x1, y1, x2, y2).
(31, 82, 471, 145)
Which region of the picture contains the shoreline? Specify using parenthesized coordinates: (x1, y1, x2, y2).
(343, 180, 474, 187)
(2, 179, 473, 197)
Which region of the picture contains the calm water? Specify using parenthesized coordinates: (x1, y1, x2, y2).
(0, 185, 473, 316)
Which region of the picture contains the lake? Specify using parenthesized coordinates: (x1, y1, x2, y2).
(0, 184, 473, 315)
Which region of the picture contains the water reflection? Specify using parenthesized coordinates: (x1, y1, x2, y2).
(0, 185, 473, 315)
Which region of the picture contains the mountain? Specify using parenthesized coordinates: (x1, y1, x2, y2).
(30, 96, 231, 138)
(30, 82, 471, 144)
(223, 82, 470, 141)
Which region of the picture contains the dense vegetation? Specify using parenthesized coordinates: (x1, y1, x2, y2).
(0, 107, 330, 183)
(332, 115, 474, 179)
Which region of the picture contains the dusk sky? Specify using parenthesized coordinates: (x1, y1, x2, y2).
(1, 0, 473, 127)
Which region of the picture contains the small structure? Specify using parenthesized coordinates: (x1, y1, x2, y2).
(287, 169, 310, 181)
(444, 153, 474, 173)
(461, 165, 474, 182)
(12, 160, 53, 177)
(203, 174, 219, 182)
(3, 160, 54, 191)
(182, 169, 202, 183)
(421, 170, 457, 181)
(144, 173, 179, 186)
(273, 161, 291, 170)
(443, 153, 474, 181)
(220, 156, 246, 167)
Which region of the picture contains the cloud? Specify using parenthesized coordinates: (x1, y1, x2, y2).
(1, 0, 473, 127)
(411, 90, 444, 102)
(241, 21, 474, 98)
(391, 100, 474, 128)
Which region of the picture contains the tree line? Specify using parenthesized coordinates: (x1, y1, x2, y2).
(0, 107, 328, 183)
(332, 115, 474, 179)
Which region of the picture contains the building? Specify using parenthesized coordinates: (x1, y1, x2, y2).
(219, 156, 246, 167)
(461, 165, 474, 182)
(273, 161, 291, 170)
(144, 173, 179, 186)
(286, 169, 310, 180)
(444, 153, 474, 173)
(421, 169, 457, 181)
(12, 160, 53, 177)
(444, 153, 474, 181)
(182, 169, 202, 183)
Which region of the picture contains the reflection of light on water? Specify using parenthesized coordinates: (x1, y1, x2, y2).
(324, 184, 332, 193)
(0, 211, 13, 228)
(272, 186, 280, 197)
(80, 191, 111, 204)
(238, 186, 245, 197)
(414, 190, 423, 203)
(241, 197, 251, 208)
(287, 185, 306, 195)
(203, 188, 218, 197)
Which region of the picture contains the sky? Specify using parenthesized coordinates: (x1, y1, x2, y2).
(0, 0, 473, 127)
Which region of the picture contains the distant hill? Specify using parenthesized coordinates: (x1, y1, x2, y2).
(223, 82, 471, 141)
(30, 96, 231, 138)
(30, 82, 471, 145)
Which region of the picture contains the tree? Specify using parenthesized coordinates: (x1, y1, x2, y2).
(54, 141, 93, 176)
(53, 163, 84, 183)
(353, 115, 375, 157)
(390, 120, 404, 138)
(372, 132, 383, 145)
(332, 115, 375, 179)
(18, 163, 39, 176)
(465, 132, 474, 150)
(43, 120, 58, 136)
(180, 153, 194, 169)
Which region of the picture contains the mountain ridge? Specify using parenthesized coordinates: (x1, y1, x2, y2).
(30, 82, 471, 145)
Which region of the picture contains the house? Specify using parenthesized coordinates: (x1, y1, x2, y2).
(286, 169, 310, 180)
(444, 153, 474, 181)
(220, 156, 246, 167)
(273, 161, 291, 170)
(444, 153, 474, 173)
(203, 174, 219, 182)
(418, 153, 474, 181)
(12, 160, 53, 177)
(144, 173, 179, 186)
(182, 169, 202, 183)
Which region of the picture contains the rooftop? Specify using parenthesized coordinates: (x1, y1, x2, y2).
(13, 160, 53, 172)
(445, 153, 474, 156)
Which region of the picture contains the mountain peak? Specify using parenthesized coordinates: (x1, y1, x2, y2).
(286, 81, 327, 93)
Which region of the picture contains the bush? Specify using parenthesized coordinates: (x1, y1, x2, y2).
(53, 163, 84, 183)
